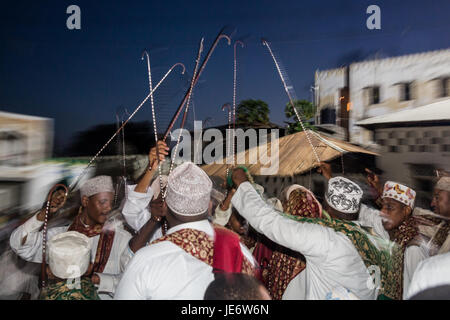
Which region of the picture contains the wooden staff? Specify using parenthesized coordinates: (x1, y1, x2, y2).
(166, 38, 205, 182)
(162, 28, 231, 142)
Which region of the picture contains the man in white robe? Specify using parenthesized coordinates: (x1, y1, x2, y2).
(322, 163, 428, 299)
(114, 162, 256, 300)
(229, 167, 381, 300)
(9, 175, 133, 299)
(406, 251, 450, 299)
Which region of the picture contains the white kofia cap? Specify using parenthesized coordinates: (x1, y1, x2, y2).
(48, 231, 92, 279)
(80, 175, 114, 198)
(165, 162, 212, 216)
(325, 176, 363, 214)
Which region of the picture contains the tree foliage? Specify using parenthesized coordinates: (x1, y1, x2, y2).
(284, 100, 316, 134)
(236, 99, 270, 126)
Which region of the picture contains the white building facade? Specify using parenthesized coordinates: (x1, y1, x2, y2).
(315, 48, 450, 145)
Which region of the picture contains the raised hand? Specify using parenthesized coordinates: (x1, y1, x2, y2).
(149, 141, 169, 171)
(149, 194, 167, 220)
(37, 187, 67, 221)
(231, 168, 248, 188)
(365, 168, 382, 195)
(49, 189, 66, 214)
(317, 162, 332, 180)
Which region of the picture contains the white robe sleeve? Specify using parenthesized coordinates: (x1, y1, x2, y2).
(9, 213, 66, 263)
(95, 226, 133, 298)
(231, 182, 332, 262)
(114, 250, 153, 300)
(402, 245, 428, 299)
(121, 184, 153, 231)
(212, 205, 232, 227)
(358, 204, 389, 239)
(405, 252, 450, 299)
(96, 273, 121, 297)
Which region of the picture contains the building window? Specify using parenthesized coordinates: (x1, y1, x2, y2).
(425, 145, 436, 153)
(388, 131, 397, 139)
(389, 146, 400, 153)
(431, 137, 442, 145)
(370, 86, 380, 105)
(440, 78, 449, 98)
(320, 106, 336, 125)
(400, 83, 412, 101)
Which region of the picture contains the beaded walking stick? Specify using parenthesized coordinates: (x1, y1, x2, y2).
(41, 183, 69, 288)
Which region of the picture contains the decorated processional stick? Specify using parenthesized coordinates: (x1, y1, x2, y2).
(261, 39, 321, 164)
(165, 38, 205, 194)
(221, 103, 232, 175)
(68, 62, 186, 192)
(162, 29, 231, 142)
(41, 184, 69, 288)
(232, 40, 244, 166)
(142, 51, 177, 202)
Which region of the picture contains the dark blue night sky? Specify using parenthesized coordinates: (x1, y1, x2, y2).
(1, 0, 449, 151)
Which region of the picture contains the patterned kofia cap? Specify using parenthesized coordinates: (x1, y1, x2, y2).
(382, 181, 416, 208)
(166, 162, 212, 216)
(80, 175, 114, 198)
(325, 176, 363, 214)
(435, 177, 450, 192)
(48, 231, 92, 279)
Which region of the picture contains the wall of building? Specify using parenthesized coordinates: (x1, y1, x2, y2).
(373, 125, 450, 207)
(316, 48, 450, 145)
(0, 113, 53, 165)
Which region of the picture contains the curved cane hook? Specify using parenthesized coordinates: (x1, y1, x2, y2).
(219, 34, 232, 46)
(234, 40, 244, 50)
(221, 103, 231, 112)
(169, 62, 186, 75)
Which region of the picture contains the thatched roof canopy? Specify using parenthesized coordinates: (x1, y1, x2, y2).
(201, 130, 378, 178)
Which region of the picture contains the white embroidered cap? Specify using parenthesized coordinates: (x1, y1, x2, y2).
(325, 176, 363, 214)
(435, 177, 450, 193)
(48, 231, 92, 279)
(165, 162, 212, 216)
(382, 181, 416, 208)
(80, 175, 114, 198)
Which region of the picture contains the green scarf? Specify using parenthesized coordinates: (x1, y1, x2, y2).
(279, 211, 403, 300)
(39, 277, 100, 300)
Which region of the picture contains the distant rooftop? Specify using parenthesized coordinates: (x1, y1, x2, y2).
(0, 110, 52, 121)
(356, 98, 450, 129)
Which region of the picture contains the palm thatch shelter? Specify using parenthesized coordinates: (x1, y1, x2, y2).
(202, 130, 378, 198)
